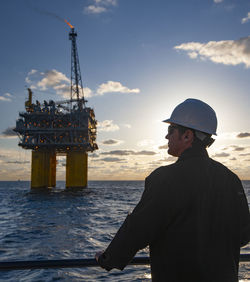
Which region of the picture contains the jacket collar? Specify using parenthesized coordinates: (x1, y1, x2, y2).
(177, 143, 209, 162)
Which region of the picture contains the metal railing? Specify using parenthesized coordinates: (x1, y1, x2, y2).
(0, 254, 249, 271)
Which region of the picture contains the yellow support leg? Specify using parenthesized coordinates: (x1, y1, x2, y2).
(66, 151, 87, 188)
(48, 151, 56, 188)
(31, 150, 50, 188)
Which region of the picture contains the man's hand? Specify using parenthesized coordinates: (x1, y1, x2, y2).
(95, 250, 113, 271)
(95, 251, 104, 262)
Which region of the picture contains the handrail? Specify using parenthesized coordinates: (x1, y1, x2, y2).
(0, 254, 249, 271)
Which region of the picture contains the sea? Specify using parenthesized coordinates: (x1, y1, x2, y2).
(0, 180, 249, 282)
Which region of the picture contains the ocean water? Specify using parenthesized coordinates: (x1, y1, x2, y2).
(0, 180, 249, 282)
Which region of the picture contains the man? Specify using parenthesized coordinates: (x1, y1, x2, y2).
(95, 98, 250, 282)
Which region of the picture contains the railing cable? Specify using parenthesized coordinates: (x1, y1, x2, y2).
(0, 255, 249, 271)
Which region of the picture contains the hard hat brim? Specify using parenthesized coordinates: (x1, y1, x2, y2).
(162, 118, 217, 136)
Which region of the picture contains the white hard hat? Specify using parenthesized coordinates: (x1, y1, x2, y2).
(163, 98, 217, 135)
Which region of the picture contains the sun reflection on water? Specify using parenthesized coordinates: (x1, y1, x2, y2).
(144, 272, 152, 279)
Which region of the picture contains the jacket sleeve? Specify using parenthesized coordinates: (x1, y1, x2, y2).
(98, 170, 174, 271)
(236, 177, 250, 247)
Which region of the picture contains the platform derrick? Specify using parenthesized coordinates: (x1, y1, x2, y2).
(14, 22, 98, 189)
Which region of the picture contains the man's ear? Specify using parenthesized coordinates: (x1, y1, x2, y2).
(184, 130, 194, 143)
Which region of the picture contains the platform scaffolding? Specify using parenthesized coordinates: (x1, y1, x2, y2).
(14, 24, 98, 189)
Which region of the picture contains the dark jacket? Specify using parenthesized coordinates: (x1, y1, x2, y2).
(98, 145, 250, 282)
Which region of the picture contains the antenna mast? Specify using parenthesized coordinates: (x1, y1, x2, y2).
(69, 27, 85, 107)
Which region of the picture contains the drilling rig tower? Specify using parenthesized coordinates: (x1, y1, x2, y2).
(14, 23, 98, 189)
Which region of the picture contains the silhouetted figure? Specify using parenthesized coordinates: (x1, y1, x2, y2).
(96, 99, 250, 282)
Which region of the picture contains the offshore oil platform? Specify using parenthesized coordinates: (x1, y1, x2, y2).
(14, 21, 98, 189)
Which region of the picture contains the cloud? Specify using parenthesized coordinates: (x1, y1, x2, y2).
(84, 0, 117, 14)
(83, 87, 93, 98)
(137, 139, 155, 147)
(52, 83, 70, 97)
(25, 69, 38, 84)
(101, 150, 157, 156)
(0, 96, 11, 102)
(174, 36, 250, 68)
(89, 153, 100, 158)
(26, 69, 71, 97)
(231, 146, 245, 152)
(6, 161, 30, 164)
(97, 120, 120, 132)
(25, 69, 93, 99)
(101, 150, 133, 156)
(216, 132, 238, 140)
(101, 0, 117, 5)
(97, 81, 140, 95)
(0, 148, 30, 163)
(214, 0, 223, 3)
(28, 69, 38, 76)
(237, 132, 250, 138)
(1, 127, 17, 138)
(37, 69, 70, 90)
(136, 150, 156, 156)
(239, 153, 250, 156)
(188, 52, 198, 59)
(0, 148, 32, 180)
(0, 93, 12, 102)
(212, 152, 230, 158)
(149, 160, 165, 165)
(26, 69, 139, 99)
(158, 144, 168, 150)
(242, 12, 250, 24)
(100, 157, 125, 162)
(122, 124, 131, 129)
(84, 5, 107, 14)
(163, 156, 177, 162)
(54, 84, 92, 99)
(102, 139, 123, 145)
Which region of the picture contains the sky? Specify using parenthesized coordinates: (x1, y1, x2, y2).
(0, 0, 249, 181)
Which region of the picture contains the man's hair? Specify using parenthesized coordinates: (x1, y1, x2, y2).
(175, 125, 214, 148)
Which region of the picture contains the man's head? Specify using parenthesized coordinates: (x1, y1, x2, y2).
(163, 99, 217, 157)
(165, 124, 194, 157)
